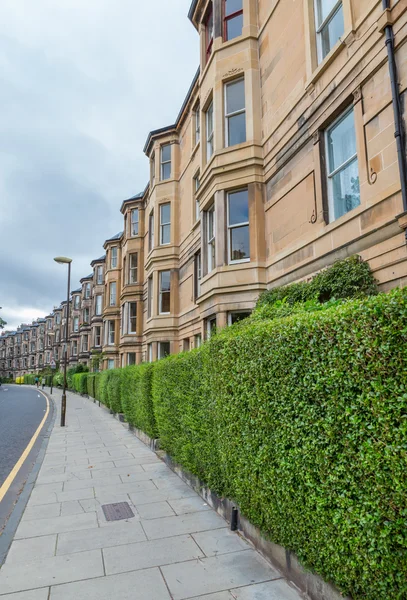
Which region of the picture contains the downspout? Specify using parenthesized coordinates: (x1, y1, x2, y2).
(382, 0, 407, 239)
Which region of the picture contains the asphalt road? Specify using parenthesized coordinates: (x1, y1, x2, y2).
(0, 385, 47, 487)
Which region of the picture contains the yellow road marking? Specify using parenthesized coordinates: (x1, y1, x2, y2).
(0, 390, 50, 504)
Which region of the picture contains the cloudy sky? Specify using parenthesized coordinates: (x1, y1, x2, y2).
(0, 0, 198, 330)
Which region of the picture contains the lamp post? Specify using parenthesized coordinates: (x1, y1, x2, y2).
(54, 256, 72, 427)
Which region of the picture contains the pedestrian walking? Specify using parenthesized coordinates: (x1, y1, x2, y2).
(35, 376, 39, 389)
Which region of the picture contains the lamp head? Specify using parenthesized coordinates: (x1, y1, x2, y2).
(54, 257, 72, 265)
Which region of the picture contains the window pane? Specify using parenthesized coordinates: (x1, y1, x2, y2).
(228, 189, 249, 225)
(225, 0, 242, 16)
(162, 162, 171, 180)
(228, 112, 246, 146)
(161, 292, 170, 313)
(317, 0, 340, 24)
(160, 271, 171, 292)
(161, 224, 170, 245)
(161, 144, 171, 162)
(226, 13, 243, 40)
(327, 109, 356, 172)
(331, 158, 360, 219)
(230, 311, 250, 324)
(159, 342, 170, 359)
(321, 5, 344, 58)
(230, 225, 250, 261)
(206, 104, 213, 133)
(160, 203, 170, 224)
(226, 80, 245, 114)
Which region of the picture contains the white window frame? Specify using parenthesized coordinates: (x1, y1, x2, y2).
(94, 326, 101, 347)
(111, 247, 118, 269)
(74, 295, 80, 309)
(227, 188, 250, 264)
(108, 320, 115, 346)
(158, 341, 170, 359)
(194, 172, 200, 222)
(324, 106, 358, 223)
(225, 78, 246, 147)
(151, 153, 156, 186)
(206, 316, 216, 339)
(73, 316, 79, 332)
(131, 208, 139, 236)
(194, 103, 200, 145)
(97, 265, 104, 285)
(206, 204, 215, 273)
(314, 0, 344, 64)
(85, 282, 91, 299)
(159, 271, 171, 315)
(83, 307, 90, 323)
(95, 294, 102, 316)
(147, 343, 153, 363)
(159, 203, 171, 246)
(148, 211, 154, 252)
(160, 144, 171, 180)
(228, 311, 251, 325)
(129, 253, 138, 284)
(206, 101, 214, 160)
(147, 276, 153, 319)
(109, 282, 117, 307)
(194, 334, 202, 348)
(128, 302, 137, 334)
(72, 340, 78, 356)
(107, 359, 115, 370)
(127, 352, 136, 366)
(82, 335, 88, 352)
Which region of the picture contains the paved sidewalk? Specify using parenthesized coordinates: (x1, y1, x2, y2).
(0, 388, 303, 600)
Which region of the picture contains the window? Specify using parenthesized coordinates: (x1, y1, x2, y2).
(151, 153, 156, 186)
(158, 342, 170, 359)
(223, 0, 243, 40)
(83, 308, 90, 323)
(148, 211, 154, 252)
(148, 276, 153, 319)
(194, 172, 200, 222)
(95, 295, 102, 316)
(205, 3, 214, 62)
(206, 102, 214, 160)
(47, 320, 52, 330)
(95, 326, 101, 347)
(160, 144, 171, 180)
(56, 330, 60, 343)
(107, 359, 115, 370)
(85, 282, 91, 299)
(194, 334, 202, 348)
(225, 79, 246, 146)
(97, 266, 104, 285)
(160, 203, 171, 245)
(228, 311, 251, 325)
(228, 188, 250, 262)
(183, 339, 190, 352)
(128, 353, 136, 366)
(109, 282, 117, 307)
(206, 316, 217, 339)
(55, 313, 61, 325)
(74, 295, 80, 309)
(325, 107, 359, 222)
(55, 349, 59, 360)
(82, 335, 88, 352)
(128, 302, 137, 334)
(129, 253, 138, 284)
(147, 343, 153, 363)
(46, 352, 50, 364)
(107, 321, 115, 345)
(72, 341, 78, 356)
(131, 208, 139, 236)
(315, 0, 344, 62)
(159, 271, 171, 314)
(194, 104, 200, 144)
(73, 316, 79, 332)
(206, 204, 216, 272)
(111, 247, 118, 269)
(194, 251, 202, 300)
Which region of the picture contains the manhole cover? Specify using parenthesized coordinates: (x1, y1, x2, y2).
(102, 502, 135, 522)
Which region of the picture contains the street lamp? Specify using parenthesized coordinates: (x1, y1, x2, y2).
(54, 256, 72, 427)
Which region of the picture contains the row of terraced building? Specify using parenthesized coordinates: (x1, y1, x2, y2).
(1, 0, 407, 379)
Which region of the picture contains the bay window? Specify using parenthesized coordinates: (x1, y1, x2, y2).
(206, 102, 214, 160)
(109, 282, 117, 307)
(107, 321, 115, 345)
(159, 271, 171, 314)
(194, 251, 202, 300)
(128, 302, 137, 334)
(227, 188, 250, 263)
(223, 0, 243, 41)
(95, 326, 101, 347)
(194, 103, 200, 144)
(111, 247, 118, 269)
(131, 208, 139, 236)
(158, 342, 170, 359)
(160, 203, 171, 245)
(73, 316, 79, 332)
(95, 294, 102, 316)
(325, 107, 359, 222)
(148, 276, 153, 319)
(84, 282, 91, 299)
(314, 0, 344, 62)
(148, 210, 154, 252)
(206, 204, 215, 272)
(225, 78, 246, 147)
(194, 172, 200, 222)
(97, 266, 103, 285)
(160, 144, 171, 180)
(205, 3, 214, 63)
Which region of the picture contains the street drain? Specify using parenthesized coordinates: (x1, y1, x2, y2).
(102, 502, 135, 522)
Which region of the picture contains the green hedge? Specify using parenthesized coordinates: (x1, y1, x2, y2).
(151, 289, 407, 600)
(72, 373, 88, 394)
(121, 364, 157, 437)
(107, 369, 122, 413)
(87, 373, 96, 399)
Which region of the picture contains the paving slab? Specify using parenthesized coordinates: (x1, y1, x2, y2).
(142, 510, 227, 541)
(168, 496, 211, 515)
(5, 535, 57, 565)
(161, 550, 280, 600)
(0, 549, 104, 594)
(135, 501, 176, 519)
(231, 580, 303, 600)
(49, 568, 171, 600)
(0, 589, 50, 600)
(103, 534, 203, 575)
(191, 528, 251, 557)
(15, 512, 98, 538)
(56, 521, 147, 554)
(21, 502, 61, 521)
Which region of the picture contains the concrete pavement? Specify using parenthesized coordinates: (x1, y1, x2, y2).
(0, 387, 304, 599)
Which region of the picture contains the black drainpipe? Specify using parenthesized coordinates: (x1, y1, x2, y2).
(382, 0, 407, 236)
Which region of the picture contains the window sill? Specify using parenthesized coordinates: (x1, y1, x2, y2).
(305, 33, 349, 90)
(192, 219, 201, 231)
(191, 140, 200, 156)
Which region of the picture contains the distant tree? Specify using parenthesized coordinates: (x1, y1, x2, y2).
(0, 307, 6, 329)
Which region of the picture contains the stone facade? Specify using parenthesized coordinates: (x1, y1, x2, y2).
(1, 0, 406, 378)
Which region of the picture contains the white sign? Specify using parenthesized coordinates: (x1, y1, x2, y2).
(50, 358, 56, 369)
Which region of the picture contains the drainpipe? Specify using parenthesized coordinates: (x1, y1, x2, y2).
(382, 0, 407, 239)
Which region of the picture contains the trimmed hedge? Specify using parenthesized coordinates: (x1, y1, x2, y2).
(72, 373, 88, 394)
(121, 364, 157, 437)
(107, 369, 122, 413)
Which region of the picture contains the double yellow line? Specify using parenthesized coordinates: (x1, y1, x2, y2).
(0, 390, 50, 504)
